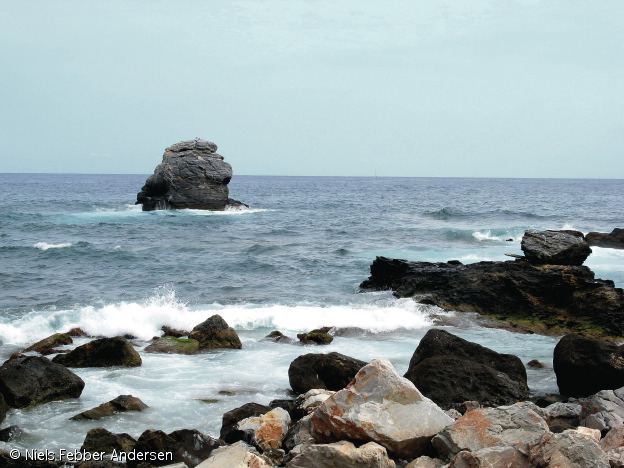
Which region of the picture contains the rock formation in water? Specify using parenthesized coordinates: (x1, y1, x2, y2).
(586, 228, 624, 249)
(136, 138, 247, 211)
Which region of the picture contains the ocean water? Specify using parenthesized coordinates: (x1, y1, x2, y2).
(1, 173, 623, 452)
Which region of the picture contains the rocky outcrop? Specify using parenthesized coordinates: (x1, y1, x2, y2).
(220, 402, 272, 444)
(0, 356, 84, 408)
(52, 337, 141, 367)
(586, 228, 624, 249)
(287, 441, 396, 468)
(288, 352, 366, 394)
(70, 394, 148, 421)
(310, 359, 453, 459)
(145, 336, 200, 355)
(404, 329, 529, 409)
(196, 441, 273, 468)
(521, 229, 591, 266)
(297, 327, 334, 345)
(189, 315, 242, 350)
(360, 256, 624, 337)
(22, 333, 72, 355)
(237, 407, 291, 451)
(553, 334, 624, 397)
(136, 138, 247, 211)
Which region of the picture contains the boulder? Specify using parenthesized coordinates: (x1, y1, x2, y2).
(521, 229, 591, 266)
(292, 389, 336, 421)
(0, 392, 8, 424)
(136, 138, 247, 211)
(297, 327, 334, 345)
(145, 336, 200, 355)
(196, 441, 273, 468)
(286, 441, 396, 468)
(576, 387, 624, 433)
(189, 315, 242, 350)
(432, 404, 549, 459)
(22, 333, 72, 355)
(70, 395, 148, 421)
(168, 429, 225, 468)
(553, 334, 624, 397)
(540, 402, 582, 431)
(601, 425, 624, 452)
(237, 407, 291, 451)
(447, 446, 528, 467)
(161, 326, 189, 338)
(81, 428, 137, 455)
(360, 256, 624, 338)
(284, 414, 316, 451)
(527, 431, 609, 467)
(310, 359, 454, 459)
(264, 331, 294, 344)
(0, 449, 59, 468)
(0, 425, 21, 442)
(0, 356, 84, 408)
(586, 228, 624, 249)
(52, 337, 141, 367)
(405, 456, 446, 468)
(288, 352, 366, 394)
(220, 402, 272, 443)
(404, 329, 528, 409)
(128, 429, 183, 468)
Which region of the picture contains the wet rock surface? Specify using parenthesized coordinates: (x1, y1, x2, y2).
(52, 337, 142, 367)
(189, 315, 242, 350)
(521, 229, 591, 266)
(288, 352, 366, 394)
(70, 395, 148, 421)
(586, 228, 624, 249)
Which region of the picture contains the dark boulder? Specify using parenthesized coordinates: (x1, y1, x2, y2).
(297, 327, 334, 345)
(70, 394, 148, 421)
(22, 333, 72, 355)
(264, 330, 294, 344)
(521, 229, 591, 266)
(0, 392, 7, 424)
(404, 329, 529, 409)
(168, 429, 225, 467)
(145, 336, 200, 355)
(161, 326, 188, 338)
(360, 256, 624, 338)
(288, 352, 367, 394)
(0, 450, 59, 468)
(553, 334, 624, 397)
(220, 402, 272, 444)
(0, 356, 84, 408)
(52, 337, 141, 367)
(81, 428, 137, 455)
(127, 429, 182, 468)
(136, 138, 247, 211)
(189, 315, 242, 350)
(0, 425, 21, 442)
(586, 228, 624, 249)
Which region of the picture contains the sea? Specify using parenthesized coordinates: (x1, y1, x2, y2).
(1, 173, 623, 452)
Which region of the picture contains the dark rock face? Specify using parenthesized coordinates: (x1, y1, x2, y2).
(189, 315, 242, 350)
(0, 356, 85, 408)
(128, 430, 181, 468)
(404, 329, 529, 409)
(169, 429, 224, 467)
(220, 402, 272, 444)
(70, 394, 148, 421)
(52, 337, 142, 367)
(81, 428, 137, 455)
(297, 327, 334, 345)
(586, 228, 624, 249)
(0, 392, 7, 424)
(136, 138, 247, 211)
(22, 333, 72, 355)
(0, 425, 21, 442)
(360, 256, 624, 338)
(0, 450, 59, 468)
(288, 352, 367, 394)
(521, 229, 591, 266)
(553, 334, 624, 397)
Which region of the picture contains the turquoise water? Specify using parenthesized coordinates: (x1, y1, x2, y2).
(0, 174, 623, 451)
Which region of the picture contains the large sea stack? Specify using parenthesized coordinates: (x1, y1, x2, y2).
(136, 138, 247, 211)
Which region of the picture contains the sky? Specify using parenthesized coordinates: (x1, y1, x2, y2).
(0, 0, 622, 178)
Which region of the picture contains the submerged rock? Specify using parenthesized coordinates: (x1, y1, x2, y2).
(404, 329, 529, 409)
(70, 394, 148, 421)
(360, 256, 624, 337)
(0, 356, 85, 408)
(145, 336, 200, 355)
(553, 334, 624, 397)
(189, 315, 242, 350)
(288, 352, 366, 394)
(297, 327, 334, 345)
(136, 138, 247, 211)
(586, 228, 624, 249)
(52, 337, 141, 367)
(310, 359, 453, 459)
(521, 229, 591, 266)
(22, 333, 73, 355)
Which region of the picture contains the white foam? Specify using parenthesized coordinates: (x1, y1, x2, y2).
(183, 207, 272, 216)
(457, 253, 494, 262)
(33, 242, 72, 251)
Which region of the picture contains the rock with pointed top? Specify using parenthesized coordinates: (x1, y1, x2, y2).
(189, 315, 242, 350)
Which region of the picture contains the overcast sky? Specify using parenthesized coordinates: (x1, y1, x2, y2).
(1, 0, 622, 177)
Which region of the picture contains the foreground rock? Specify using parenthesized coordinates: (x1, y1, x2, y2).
(288, 352, 366, 394)
(136, 138, 247, 211)
(22, 333, 72, 355)
(237, 407, 291, 451)
(0, 356, 84, 408)
(553, 334, 624, 397)
(81, 428, 137, 455)
(404, 329, 528, 409)
(575, 387, 624, 433)
(287, 441, 396, 468)
(521, 229, 591, 266)
(527, 431, 609, 467)
(189, 315, 242, 350)
(70, 394, 148, 421)
(145, 336, 200, 355)
(52, 337, 141, 367)
(310, 359, 453, 458)
(586, 228, 624, 249)
(197, 441, 272, 468)
(220, 402, 272, 443)
(360, 256, 624, 337)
